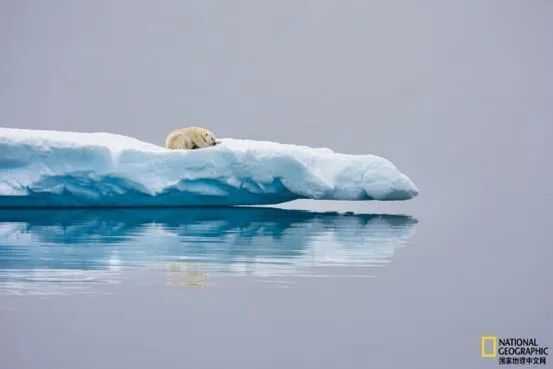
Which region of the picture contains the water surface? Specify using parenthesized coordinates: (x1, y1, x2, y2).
(0, 208, 417, 295)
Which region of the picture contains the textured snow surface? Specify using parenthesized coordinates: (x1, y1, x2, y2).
(0, 128, 418, 207)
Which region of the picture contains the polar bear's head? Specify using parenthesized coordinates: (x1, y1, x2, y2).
(200, 128, 217, 146)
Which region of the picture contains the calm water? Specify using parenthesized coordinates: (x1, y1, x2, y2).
(0, 208, 416, 294)
(0, 201, 551, 369)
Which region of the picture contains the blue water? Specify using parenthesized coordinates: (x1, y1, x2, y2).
(0, 208, 417, 295)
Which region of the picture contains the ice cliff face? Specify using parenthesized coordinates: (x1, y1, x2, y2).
(0, 128, 418, 207)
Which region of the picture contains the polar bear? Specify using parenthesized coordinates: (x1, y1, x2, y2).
(165, 127, 217, 150)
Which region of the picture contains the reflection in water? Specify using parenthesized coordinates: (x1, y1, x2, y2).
(166, 263, 209, 287)
(0, 208, 417, 294)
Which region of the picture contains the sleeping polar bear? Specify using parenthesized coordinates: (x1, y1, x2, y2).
(165, 127, 217, 150)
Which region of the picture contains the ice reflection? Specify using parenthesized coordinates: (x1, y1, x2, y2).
(0, 208, 417, 294)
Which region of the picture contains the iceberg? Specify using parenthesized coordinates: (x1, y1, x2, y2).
(0, 127, 418, 207)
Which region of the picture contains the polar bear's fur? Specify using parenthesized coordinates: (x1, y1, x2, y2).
(165, 127, 217, 150)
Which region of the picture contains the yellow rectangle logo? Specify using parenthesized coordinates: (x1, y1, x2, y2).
(481, 336, 497, 357)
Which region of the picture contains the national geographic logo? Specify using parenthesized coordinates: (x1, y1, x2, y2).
(481, 336, 549, 365)
(482, 336, 498, 358)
